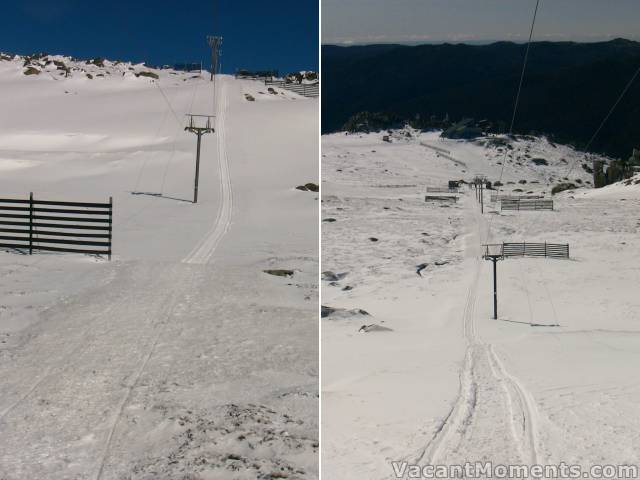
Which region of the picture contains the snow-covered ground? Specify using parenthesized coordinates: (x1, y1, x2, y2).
(321, 129, 640, 479)
(0, 54, 318, 479)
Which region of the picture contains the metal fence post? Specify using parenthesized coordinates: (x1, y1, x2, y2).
(108, 196, 113, 261)
(29, 192, 33, 255)
(492, 256, 498, 319)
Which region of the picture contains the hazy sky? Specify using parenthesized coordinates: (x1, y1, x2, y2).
(322, 0, 640, 45)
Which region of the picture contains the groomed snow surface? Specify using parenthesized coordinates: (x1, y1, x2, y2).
(0, 55, 318, 479)
(322, 129, 640, 479)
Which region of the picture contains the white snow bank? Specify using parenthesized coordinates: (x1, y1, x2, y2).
(578, 173, 640, 199)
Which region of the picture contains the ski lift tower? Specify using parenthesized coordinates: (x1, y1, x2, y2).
(473, 174, 487, 213)
(185, 114, 215, 203)
(483, 244, 504, 320)
(207, 35, 223, 81)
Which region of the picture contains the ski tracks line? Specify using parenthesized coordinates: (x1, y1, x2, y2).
(414, 251, 482, 468)
(183, 81, 233, 265)
(487, 344, 542, 465)
(93, 268, 198, 480)
(407, 204, 484, 471)
(410, 196, 543, 469)
(0, 298, 122, 423)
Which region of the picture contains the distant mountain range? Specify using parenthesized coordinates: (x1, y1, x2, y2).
(322, 39, 640, 159)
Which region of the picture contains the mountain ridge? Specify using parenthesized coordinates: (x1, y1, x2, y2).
(322, 39, 640, 159)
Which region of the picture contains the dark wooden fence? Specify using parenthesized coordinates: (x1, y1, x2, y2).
(490, 194, 544, 202)
(426, 187, 459, 194)
(235, 74, 267, 80)
(264, 79, 319, 98)
(425, 195, 458, 203)
(484, 242, 569, 259)
(501, 199, 553, 211)
(0, 193, 112, 259)
(235, 70, 279, 80)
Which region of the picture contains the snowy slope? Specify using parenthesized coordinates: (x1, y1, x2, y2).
(578, 173, 640, 200)
(321, 129, 639, 479)
(0, 54, 318, 479)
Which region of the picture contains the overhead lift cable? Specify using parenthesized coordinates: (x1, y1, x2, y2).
(481, 0, 545, 323)
(521, 32, 640, 327)
(565, 63, 640, 179)
(133, 98, 170, 194)
(486, 0, 540, 243)
(132, 73, 198, 198)
(159, 73, 203, 195)
(132, 80, 174, 194)
(532, 62, 640, 327)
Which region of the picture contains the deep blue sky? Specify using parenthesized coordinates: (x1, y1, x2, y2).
(0, 0, 318, 74)
(323, 0, 640, 45)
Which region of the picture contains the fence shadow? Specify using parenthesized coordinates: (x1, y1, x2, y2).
(0, 246, 109, 260)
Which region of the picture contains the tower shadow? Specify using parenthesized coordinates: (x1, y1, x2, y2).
(130, 191, 193, 203)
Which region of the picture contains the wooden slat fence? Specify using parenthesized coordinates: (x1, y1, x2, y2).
(425, 195, 458, 203)
(420, 142, 466, 167)
(264, 79, 319, 98)
(491, 194, 544, 202)
(235, 74, 267, 80)
(484, 242, 569, 259)
(235, 70, 279, 80)
(0, 193, 112, 259)
(426, 187, 460, 194)
(501, 199, 553, 211)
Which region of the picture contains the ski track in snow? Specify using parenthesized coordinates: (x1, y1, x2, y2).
(0, 263, 196, 478)
(182, 81, 233, 265)
(409, 198, 543, 474)
(0, 325, 100, 423)
(0, 286, 127, 424)
(93, 80, 235, 477)
(92, 268, 196, 480)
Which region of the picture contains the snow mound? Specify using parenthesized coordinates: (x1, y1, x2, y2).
(579, 173, 640, 199)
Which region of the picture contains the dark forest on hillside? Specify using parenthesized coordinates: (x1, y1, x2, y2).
(322, 39, 640, 159)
